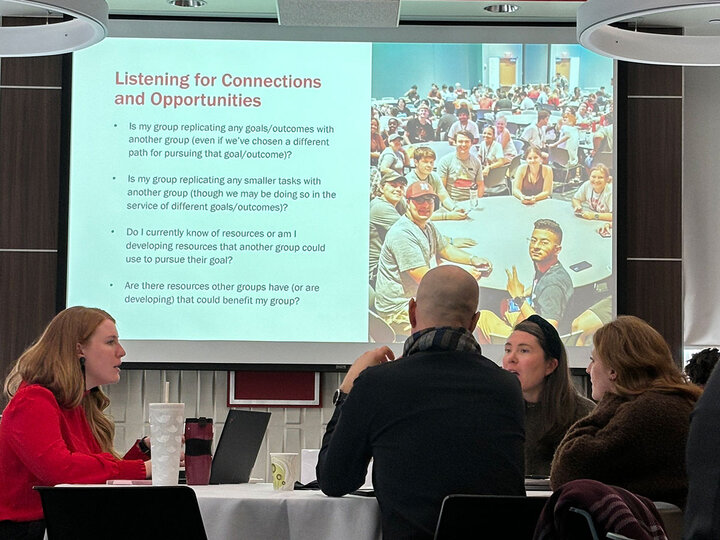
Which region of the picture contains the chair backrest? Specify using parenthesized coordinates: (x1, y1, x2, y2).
(513, 138, 525, 155)
(568, 507, 602, 540)
(476, 109, 493, 122)
(591, 151, 613, 169)
(485, 164, 511, 188)
(507, 154, 523, 179)
(549, 146, 570, 168)
(36, 485, 208, 540)
(434, 494, 549, 540)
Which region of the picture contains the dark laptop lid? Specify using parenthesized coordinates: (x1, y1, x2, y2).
(209, 409, 271, 484)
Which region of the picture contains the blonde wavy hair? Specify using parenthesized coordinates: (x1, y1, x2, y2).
(4, 306, 121, 457)
(593, 315, 701, 403)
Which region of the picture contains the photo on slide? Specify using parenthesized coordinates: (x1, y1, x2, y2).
(369, 42, 614, 345)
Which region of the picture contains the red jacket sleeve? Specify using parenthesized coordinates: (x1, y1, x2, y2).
(2, 385, 146, 485)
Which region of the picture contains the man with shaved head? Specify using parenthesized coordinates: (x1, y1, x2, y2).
(317, 266, 525, 540)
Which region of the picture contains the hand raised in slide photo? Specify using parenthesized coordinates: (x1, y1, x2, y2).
(505, 266, 526, 299)
(339, 346, 395, 394)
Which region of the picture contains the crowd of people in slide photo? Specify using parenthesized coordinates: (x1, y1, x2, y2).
(370, 78, 614, 346)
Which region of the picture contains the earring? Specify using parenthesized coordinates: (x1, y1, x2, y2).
(79, 356, 86, 366)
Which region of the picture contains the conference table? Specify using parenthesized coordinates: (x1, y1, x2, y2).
(43, 482, 682, 540)
(188, 483, 684, 540)
(432, 197, 612, 291)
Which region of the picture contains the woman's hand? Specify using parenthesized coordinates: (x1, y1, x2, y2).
(144, 460, 152, 479)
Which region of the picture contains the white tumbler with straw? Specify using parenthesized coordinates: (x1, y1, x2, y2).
(149, 382, 184, 486)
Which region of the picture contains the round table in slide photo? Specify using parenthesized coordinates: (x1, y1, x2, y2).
(432, 196, 612, 291)
(501, 112, 563, 128)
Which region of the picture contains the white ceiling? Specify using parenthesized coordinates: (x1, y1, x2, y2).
(3, 1, 720, 34)
(107, 0, 584, 23)
(104, 0, 720, 33)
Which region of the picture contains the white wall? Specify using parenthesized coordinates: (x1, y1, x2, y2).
(683, 67, 720, 348)
(108, 369, 342, 482)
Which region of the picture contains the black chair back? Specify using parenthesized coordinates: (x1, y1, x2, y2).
(36, 485, 208, 540)
(434, 494, 549, 539)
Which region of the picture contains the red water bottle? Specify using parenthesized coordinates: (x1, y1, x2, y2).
(184, 417, 213, 485)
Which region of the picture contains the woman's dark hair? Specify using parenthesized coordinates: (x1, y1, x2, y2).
(513, 319, 582, 445)
(685, 347, 720, 386)
(524, 145, 543, 160)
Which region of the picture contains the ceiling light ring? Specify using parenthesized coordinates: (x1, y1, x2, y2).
(577, 0, 720, 66)
(0, 0, 108, 57)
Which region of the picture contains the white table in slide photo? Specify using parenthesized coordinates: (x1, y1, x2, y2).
(191, 483, 381, 540)
(503, 112, 563, 129)
(432, 197, 612, 291)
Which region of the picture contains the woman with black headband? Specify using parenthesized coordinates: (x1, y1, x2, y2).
(503, 314, 595, 476)
(0, 307, 151, 540)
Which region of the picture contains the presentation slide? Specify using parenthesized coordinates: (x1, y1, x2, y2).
(67, 34, 614, 367)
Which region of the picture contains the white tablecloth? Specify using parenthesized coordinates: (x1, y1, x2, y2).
(191, 483, 382, 540)
(48, 483, 682, 540)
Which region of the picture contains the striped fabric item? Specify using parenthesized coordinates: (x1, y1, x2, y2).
(533, 479, 668, 540)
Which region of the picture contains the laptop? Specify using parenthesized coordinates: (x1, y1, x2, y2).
(209, 409, 271, 484)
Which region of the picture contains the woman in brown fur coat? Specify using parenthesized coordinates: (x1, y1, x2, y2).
(550, 316, 701, 508)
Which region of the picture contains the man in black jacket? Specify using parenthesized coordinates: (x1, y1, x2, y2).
(317, 265, 525, 540)
(684, 362, 720, 539)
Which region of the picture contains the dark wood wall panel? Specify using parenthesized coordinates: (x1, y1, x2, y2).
(626, 64, 682, 97)
(619, 59, 683, 365)
(0, 44, 63, 403)
(623, 260, 683, 360)
(0, 88, 62, 249)
(0, 56, 62, 87)
(624, 98, 682, 259)
(0, 252, 58, 409)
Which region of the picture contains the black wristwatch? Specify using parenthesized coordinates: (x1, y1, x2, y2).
(138, 436, 151, 456)
(332, 389, 348, 407)
(512, 296, 525, 308)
